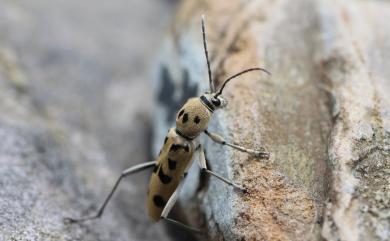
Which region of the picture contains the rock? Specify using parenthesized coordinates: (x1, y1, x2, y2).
(317, 1, 390, 241)
(0, 0, 179, 240)
(152, 0, 389, 240)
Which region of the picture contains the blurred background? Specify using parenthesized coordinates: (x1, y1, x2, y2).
(0, 0, 201, 240)
(0, 0, 173, 164)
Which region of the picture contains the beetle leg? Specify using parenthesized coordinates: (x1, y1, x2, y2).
(161, 176, 202, 234)
(204, 130, 270, 159)
(64, 161, 156, 224)
(197, 145, 246, 192)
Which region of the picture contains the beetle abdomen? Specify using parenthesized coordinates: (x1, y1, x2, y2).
(147, 128, 195, 221)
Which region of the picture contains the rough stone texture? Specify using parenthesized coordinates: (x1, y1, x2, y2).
(318, 1, 390, 241)
(0, 0, 181, 240)
(152, 0, 389, 240)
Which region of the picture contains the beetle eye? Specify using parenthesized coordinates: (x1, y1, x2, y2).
(211, 98, 221, 106)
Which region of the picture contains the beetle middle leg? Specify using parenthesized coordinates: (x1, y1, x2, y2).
(204, 130, 270, 158)
(197, 144, 246, 192)
(161, 177, 202, 234)
(64, 161, 156, 223)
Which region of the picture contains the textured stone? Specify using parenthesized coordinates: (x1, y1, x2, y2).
(152, 0, 390, 240)
(317, 1, 390, 241)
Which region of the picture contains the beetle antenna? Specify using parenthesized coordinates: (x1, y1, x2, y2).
(214, 67, 271, 97)
(201, 15, 214, 92)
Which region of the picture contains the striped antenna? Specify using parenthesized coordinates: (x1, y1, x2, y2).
(201, 15, 214, 92)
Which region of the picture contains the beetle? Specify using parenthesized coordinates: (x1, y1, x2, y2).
(64, 15, 270, 233)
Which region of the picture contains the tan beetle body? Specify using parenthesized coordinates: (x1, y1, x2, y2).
(146, 128, 195, 220)
(147, 95, 222, 220)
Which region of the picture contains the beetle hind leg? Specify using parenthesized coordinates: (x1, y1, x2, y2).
(64, 161, 156, 224)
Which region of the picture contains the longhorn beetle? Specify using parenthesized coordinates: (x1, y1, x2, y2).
(64, 15, 270, 233)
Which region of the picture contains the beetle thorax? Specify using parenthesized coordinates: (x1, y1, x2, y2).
(175, 97, 212, 139)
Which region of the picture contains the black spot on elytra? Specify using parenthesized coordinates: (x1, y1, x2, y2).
(152, 163, 159, 173)
(158, 166, 172, 184)
(170, 144, 189, 152)
(170, 144, 180, 152)
(164, 137, 168, 144)
(194, 116, 201, 124)
(178, 109, 185, 119)
(168, 158, 177, 170)
(182, 113, 189, 123)
(153, 195, 166, 208)
(157, 66, 198, 123)
(184, 145, 190, 152)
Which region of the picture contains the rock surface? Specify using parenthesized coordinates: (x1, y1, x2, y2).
(152, 0, 389, 240)
(318, 2, 390, 241)
(0, 0, 181, 240)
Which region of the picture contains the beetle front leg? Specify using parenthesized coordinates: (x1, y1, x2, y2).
(204, 130, 270, 159)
